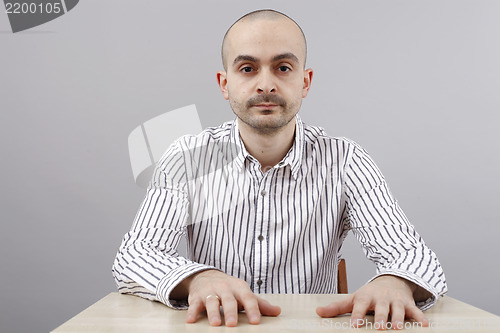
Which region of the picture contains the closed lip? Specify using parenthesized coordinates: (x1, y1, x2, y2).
(253, 104, 278, 108)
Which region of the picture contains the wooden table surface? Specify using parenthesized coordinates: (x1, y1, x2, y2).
(52, 293, 500, 332)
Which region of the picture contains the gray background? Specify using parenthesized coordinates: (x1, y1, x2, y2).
(1, 1, 499, 332)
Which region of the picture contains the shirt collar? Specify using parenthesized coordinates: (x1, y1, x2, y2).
(230, 119, 250, 172)
(286, 114, 305, 180)
(230, 115, 305, 180)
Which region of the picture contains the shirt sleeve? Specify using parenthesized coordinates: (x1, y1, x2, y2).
(342, 141, 447, 310)
(112, 140, 217, 309)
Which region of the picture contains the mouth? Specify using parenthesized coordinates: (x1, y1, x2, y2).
(253, 104, 279, 109)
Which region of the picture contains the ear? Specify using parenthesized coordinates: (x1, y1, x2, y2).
(217, 71, 229, 100)
(302, 68, 314, 98)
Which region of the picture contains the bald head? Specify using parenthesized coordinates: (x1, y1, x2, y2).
(221, 10, 307, 71)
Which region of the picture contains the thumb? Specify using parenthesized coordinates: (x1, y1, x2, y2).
(257, 298, 282, 317)
(316, 295, 354, 318)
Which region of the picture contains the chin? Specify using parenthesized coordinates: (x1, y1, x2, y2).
(251, 115, 293, 130)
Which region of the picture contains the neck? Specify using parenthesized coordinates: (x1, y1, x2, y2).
(238, 117, 296, 171)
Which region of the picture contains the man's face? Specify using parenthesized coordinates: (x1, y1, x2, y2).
(218, 18, 313, 134)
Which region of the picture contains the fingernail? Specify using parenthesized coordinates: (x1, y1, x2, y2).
(376, 320, 385, 330)
(350, 318, 364, 328)
(249, 314, 260, 324)
(226, 316, 237, 326)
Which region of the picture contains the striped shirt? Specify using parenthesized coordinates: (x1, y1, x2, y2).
(112, 115, 447, 310)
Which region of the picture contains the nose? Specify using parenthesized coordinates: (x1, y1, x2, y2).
(257, 69, 276, 94)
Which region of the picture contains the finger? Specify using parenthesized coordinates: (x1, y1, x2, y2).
(257, 297, 281, 317)
(405, 304, 430, 327)
(390, 302, 406, 330)
(205, 295, 222, 326)
(235, 292, 261, 325)
(373, 301, 390, 330)
(350, 297, 372, 328)
(219, 293, 239, 327)
(316, 295, 354, 318)
(186, 298, 204, 323)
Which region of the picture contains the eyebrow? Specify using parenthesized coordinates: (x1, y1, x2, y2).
(232, 55, 258, 67)
(272, 52, 299, 64)
(232, 52, 300, 67)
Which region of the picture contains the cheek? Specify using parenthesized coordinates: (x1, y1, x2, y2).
(228, 84, 250, 100)
(284, 76, 306, 93)
(227, 87, 246, 108)
(286, 81, 306, 100)
(227, 76, 252, 94)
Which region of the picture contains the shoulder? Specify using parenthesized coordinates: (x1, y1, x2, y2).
(156, 119, 237, 172)
(152, 120, 235, 185)
(175, 120, 234, 149)
(302, 122, 365, 155)
(300, 122, 377, 176)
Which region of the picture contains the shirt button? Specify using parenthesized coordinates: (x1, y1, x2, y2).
(257, 279, 263, 286)
(261, 190, 267, 196)
(279, 161, 285, 166)
(258, 235, 264, 241)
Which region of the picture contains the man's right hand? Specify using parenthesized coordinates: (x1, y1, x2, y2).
(175, 269, 281, 327)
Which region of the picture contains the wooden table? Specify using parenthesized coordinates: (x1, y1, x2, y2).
(52, 293, 500, 332)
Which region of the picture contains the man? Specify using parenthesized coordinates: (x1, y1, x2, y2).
(113, 9, 447, 329)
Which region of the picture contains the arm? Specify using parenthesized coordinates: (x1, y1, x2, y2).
(112, 141, 215, 309)
(317, 142, 447, 328)
(344, 143, 447, 306)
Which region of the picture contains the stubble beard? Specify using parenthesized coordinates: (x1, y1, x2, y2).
(229, 94, 301, 136)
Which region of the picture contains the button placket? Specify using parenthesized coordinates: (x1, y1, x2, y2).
(254, 172, 272, 292)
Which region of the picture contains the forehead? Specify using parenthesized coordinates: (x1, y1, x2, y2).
(225, 18, 306, 65)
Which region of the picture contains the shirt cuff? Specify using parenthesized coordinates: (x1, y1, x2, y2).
(366, 269, 444, 311)
(156, 262, 221, 309)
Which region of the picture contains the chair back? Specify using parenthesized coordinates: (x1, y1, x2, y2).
(338, 258, 348, 293)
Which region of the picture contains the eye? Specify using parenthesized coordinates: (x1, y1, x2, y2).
(278, 65, 291, 72)
(240, 66, 254, 73)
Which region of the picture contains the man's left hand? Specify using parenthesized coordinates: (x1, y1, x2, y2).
(316, 275, 429, 330)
